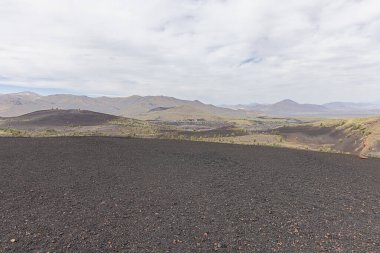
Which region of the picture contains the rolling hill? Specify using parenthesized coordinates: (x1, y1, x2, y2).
(0, 109, 161, 137)
(0, 109, 118, 128)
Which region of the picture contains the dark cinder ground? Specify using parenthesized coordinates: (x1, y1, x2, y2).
(0, 137, 379, 252)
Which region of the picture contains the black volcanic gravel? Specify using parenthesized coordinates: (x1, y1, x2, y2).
(0, 137, 379, 252)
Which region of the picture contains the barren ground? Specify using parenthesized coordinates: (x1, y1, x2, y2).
(0, 137, 379, 252)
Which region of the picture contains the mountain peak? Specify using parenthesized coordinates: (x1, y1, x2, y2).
(275, 99, 298, 105)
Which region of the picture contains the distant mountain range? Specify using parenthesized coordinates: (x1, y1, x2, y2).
(0, 92, 256, 120)
(1, 92, 379, 119)
(223, 99, 380, 117)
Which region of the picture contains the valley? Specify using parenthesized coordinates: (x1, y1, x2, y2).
(1, 104, 379, 158)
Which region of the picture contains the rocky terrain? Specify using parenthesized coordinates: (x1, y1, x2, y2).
(0, 137, 379, 252)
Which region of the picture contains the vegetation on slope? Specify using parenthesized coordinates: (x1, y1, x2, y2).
(1, 109, 380, 158)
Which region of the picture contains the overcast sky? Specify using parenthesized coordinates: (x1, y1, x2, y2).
(1, 0, 380, 104)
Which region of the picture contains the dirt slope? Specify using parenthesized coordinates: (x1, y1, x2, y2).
(277, 125, 363, 154)
(277, 117, 380, 157)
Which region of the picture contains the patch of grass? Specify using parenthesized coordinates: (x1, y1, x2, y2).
(0, 128, 24, 137)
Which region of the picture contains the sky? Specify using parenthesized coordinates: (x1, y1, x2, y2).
(1, 0, 380, 104)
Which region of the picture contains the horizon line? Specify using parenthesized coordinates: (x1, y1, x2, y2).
(1, 90, 379, 106)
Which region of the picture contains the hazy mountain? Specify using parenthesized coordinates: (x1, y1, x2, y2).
(0, 92, 256, 120)
(2, 92, 380, 119)
(323, 102, 380, 110)
(0, 92, 45, 117)
(265, 99, 327, 113)
(136, 102, 263, 121)
(220, 103, 260, 110)
(225, 99, 380, 117)
(237, 99, 328, 116)
(136, 105, 224, 121)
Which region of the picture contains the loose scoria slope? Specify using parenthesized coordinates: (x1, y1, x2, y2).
(0, 138, 379, 252)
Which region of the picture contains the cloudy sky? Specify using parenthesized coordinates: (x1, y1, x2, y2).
(1, 0, 380, 104)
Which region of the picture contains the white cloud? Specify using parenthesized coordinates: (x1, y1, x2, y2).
(0, 0, 380, 104)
